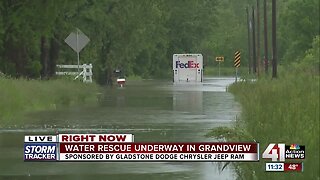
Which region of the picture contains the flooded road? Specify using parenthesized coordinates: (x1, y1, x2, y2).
(0, 77, 240, 180)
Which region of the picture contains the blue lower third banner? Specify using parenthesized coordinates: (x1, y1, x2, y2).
(24, 143, 57, 161)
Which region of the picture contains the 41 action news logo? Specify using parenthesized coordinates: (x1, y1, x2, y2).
(262, 143, 305, 161)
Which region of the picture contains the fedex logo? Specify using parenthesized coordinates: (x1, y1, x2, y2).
(176, 61, 199, 68)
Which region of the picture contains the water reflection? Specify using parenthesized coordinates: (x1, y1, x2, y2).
(173, 91, 203, 114)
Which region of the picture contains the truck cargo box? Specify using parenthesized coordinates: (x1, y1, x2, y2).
(173, 54, 203, 82)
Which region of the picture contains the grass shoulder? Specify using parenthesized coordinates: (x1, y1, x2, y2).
(0, 77, 101, 125)
(207, 69, 319, 179)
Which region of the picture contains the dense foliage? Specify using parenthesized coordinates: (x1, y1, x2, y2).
(0, 0, 318, 84)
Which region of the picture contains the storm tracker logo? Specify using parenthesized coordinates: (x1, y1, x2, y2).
(24, 143, 57, 161)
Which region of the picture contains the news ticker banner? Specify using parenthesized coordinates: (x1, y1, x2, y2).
(24, 134, 259, 162)
(24, 134, 135, 143)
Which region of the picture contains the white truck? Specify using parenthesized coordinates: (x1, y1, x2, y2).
(173, 54, 203, 82)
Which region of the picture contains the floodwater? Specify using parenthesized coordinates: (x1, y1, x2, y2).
(0, 77, 241, 180)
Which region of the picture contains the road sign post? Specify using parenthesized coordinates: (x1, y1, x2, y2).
(219, 61, 220, 77)
(215, 56, 224, 77)
(76, 30, 79, 72)
(234, 51, 241, 82)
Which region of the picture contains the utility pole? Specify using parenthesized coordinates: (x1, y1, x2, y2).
(272, 0, 277, 78)
(264, 0, 269, 74)
(256, 0, 261, 76)
(246, 7, 252, 74)
(252, 6, 257, 74)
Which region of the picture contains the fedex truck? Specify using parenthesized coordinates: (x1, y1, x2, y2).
(173, 54, 203, 82)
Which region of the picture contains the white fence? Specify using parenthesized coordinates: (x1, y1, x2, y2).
(56, 64, 93, 83)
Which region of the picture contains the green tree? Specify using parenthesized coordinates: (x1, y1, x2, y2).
(279, 0, 320, 63)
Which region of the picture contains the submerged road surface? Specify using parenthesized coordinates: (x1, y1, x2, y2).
(0, 77, 240, 180)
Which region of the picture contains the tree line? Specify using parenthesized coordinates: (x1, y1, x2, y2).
(0, 0, 318, 84)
